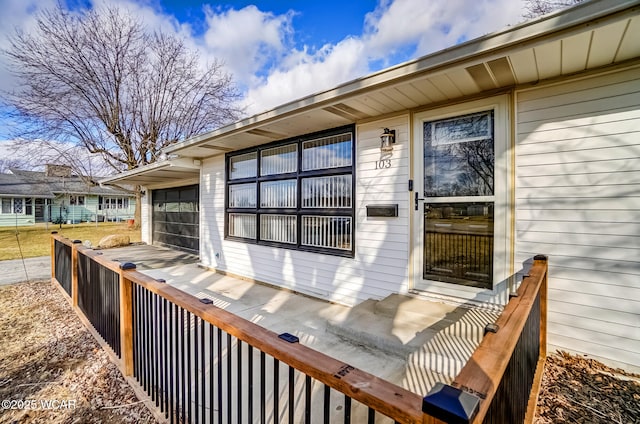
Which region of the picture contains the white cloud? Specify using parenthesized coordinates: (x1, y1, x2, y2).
(241, 37, 368, 115)
(0, 0, 527, 127)
(363, 0, 526, 63)
(202, 5, 294, 85)
(240, 0, 525, 114)
(0, 0, 58, 93)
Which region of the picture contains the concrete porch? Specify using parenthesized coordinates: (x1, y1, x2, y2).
(100, 244, 500, 396)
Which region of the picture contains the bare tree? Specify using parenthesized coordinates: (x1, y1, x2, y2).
(4, 138, 112, 177)
(0, 157, 26, 174)
(2, 4, 241, 225)
(523, 0, 584, 19)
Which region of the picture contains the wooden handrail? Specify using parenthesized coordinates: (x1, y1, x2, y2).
(51, 234, 425, 423)
(450, 256, 548, 423)
(125, 267, 424, 422)
(52, 234, 549, 424)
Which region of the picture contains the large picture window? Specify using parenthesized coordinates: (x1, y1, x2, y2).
(226, 126, 354, 256)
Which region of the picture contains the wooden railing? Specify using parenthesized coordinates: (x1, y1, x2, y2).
(53, 238, 72, 296)
(51, 233, 548, 423)
(423, 255, 548, 423)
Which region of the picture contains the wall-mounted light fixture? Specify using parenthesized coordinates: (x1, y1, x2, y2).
(380, 128, 396, 152)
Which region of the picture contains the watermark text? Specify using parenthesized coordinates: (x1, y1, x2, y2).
(1, 399, 77, 410)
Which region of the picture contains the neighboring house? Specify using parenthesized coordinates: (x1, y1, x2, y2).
(102, 0, 640, 371)
(0, 164, 135, 226)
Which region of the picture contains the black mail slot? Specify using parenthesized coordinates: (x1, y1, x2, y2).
(366, 204, 398, 217)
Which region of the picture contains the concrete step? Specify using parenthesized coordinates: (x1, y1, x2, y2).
(373, 294, 500, 342)
(327, 294, 501, 379)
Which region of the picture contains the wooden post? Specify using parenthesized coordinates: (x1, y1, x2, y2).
(422, 382, 480, 424)
(50, 233, 56, 283)
(524, 255, 549, 424)
(119, 264, 136, 377)
(71, 241, 80, 308)
(534, 255, 548, 359)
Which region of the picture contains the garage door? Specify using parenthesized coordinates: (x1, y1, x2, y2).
(152, 185, 199, 254)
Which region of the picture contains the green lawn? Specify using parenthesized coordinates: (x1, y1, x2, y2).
(0, 222, 142, 261)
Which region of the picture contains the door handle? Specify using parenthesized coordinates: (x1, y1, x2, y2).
(415, 191, 425, 211)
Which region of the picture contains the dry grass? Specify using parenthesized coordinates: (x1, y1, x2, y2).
(0, 281, 156, 424)
(0, 223, 141, 261)
(535, 351, 640, 423)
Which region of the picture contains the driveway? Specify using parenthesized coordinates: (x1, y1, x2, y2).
(0, 244, 199, 286)
(0, 256, 51, 285)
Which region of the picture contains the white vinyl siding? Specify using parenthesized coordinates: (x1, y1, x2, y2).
(141, 192, 151, 244)
(515, 66, 640, 370)
(201, 116, 411, 306)
(0, 197, 33, 227)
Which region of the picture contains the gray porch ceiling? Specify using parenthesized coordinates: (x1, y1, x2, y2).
(100, 158, 200, 186)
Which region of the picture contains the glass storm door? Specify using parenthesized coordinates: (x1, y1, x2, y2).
(415, 109, 496, 290)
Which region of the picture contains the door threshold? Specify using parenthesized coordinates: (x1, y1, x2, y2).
(408, 289, 504, 313)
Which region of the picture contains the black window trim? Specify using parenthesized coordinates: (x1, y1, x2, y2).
(225, 124, 356, 258)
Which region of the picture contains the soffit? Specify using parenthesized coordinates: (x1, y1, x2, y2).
(168, 0, 640, 158)
(100, 159, 200, 187)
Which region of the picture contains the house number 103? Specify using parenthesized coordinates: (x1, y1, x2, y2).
(375, 159, 391, 169)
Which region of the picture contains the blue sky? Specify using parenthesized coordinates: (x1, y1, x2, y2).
(0, 0, 528, 142)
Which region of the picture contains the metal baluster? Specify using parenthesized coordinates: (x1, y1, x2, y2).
(304, 375, 311, 424)
(217, 327, 222, 424)
(132, 284, 138, 380)
(169, 303, 175, 424)
(145, 288, 151, 395)
(154, 292, 160, 407)
(209, 323, 214, 424)
(260, 351, 266, 424)
(227, 333, 232, 423)
(187, 312, 192, 424)
(324, 384, 330, 424)
(194, 317, 199, 424)
(200, 319, 205, 423)
(237, 340, 243, 423)
(163, 298, 169, 417)
(344, 395, 351, 424)
(248, 345, 254, 422)
(273, 358, 279, 424)
(180, 308, 186, 424)
(367, 407, 375, 424)
(288, 366, 295, 424)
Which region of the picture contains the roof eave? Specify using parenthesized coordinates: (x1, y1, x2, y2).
(100, 158, 201, 187)
(165, 0, 640, 156)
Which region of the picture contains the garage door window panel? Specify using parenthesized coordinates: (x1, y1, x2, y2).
(152, 185, 199, 254)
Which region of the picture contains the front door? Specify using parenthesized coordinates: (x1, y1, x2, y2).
(35, 198, 50, 222)
(412, 96, 510, 301)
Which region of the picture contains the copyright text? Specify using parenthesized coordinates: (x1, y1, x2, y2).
(1, 399, 77, 410)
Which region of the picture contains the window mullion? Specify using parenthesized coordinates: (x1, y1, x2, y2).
(227, 125, 354, 255)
